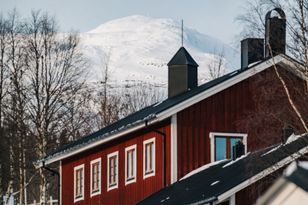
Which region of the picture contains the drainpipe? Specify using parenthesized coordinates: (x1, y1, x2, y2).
(42, 161, 60, 205)
(145, 120, 167, 187)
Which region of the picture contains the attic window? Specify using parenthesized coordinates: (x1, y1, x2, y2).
(210, 132, 247, 162)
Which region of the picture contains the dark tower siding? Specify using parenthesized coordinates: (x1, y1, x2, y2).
(168, 65, 198, 98)
(167, 47, 198, 98)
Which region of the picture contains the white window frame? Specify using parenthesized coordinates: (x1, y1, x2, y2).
(143, 138, 156, 179)
(107, 151, 119, 191)
(90, 158, 101, 197)
(209, 132, 248, 162)
(125, 144, 137, 185)
(73, 164, 84, 203)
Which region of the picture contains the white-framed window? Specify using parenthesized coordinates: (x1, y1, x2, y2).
(143, 138, 155, 179)
(125, 144, 137, 185)
(210, 132, 248, 162)
(107, 151, 118, 191)
(74, 164, 84, 202)
(90, 158, 101, 197)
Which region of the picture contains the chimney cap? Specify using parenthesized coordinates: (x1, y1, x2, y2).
(265, 8, 286, 20)
(167, 47, 199, 67)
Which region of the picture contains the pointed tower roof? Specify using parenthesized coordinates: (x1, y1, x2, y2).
(167, 47, 199, 67)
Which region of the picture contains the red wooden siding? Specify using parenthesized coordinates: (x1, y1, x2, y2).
(61, 121, 171, 205)
(176, 66, 308, 179)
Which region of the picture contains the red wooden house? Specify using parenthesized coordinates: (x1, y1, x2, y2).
(37, 8, 307, 205)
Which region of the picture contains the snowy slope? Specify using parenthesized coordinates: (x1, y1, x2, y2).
(79, 15, 239, 86)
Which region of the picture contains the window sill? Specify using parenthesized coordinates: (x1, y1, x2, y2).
(144, 170, 155, 179)
(125, 177, 136, 185)
(74, 196, 84, 203)
(107, 183, 118, 191)
(90, 190, 101, 197)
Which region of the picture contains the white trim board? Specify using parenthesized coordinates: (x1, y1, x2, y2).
(170, 114, 178, 184)
(59, 160, 62, 205)
(216, 145, 308, 203)
(39, 54, 300, 167)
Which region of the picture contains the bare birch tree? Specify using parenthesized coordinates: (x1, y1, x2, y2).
(4, 10, 29, 205)
(0, 13, 9, 198)
(22, 11, 86, 203)
(237, 0, 308, 80)
(0, 9, 88, 204)
(207, 48, 226, 81)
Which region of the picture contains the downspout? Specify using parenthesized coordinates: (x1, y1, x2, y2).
(42, 161, 60, 205)
(145, 120, 167, 187)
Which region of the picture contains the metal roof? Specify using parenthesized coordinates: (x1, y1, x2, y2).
(137, 134, 308, 205)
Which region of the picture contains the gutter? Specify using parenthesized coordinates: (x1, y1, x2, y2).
(145, 120, 167, 187)
(42, 161, 60, 204)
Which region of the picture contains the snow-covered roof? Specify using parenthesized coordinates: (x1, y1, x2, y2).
(137, 133, 308, 205)
(37, 54, 304, 167)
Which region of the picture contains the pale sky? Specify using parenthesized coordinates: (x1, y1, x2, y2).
(0, 0, 248, 44)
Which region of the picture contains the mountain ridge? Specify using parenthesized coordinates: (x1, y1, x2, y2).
(79, 15, 240, 85)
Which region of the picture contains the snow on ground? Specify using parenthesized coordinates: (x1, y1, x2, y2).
(180, 159, 228, 180)
(80, 15, 240, 86)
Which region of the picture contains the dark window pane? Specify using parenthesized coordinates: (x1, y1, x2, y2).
(230, 138, 241, 158)
(215, 137, 227, 161)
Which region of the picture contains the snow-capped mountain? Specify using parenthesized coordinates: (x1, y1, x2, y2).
(80, 15, 239, 86)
